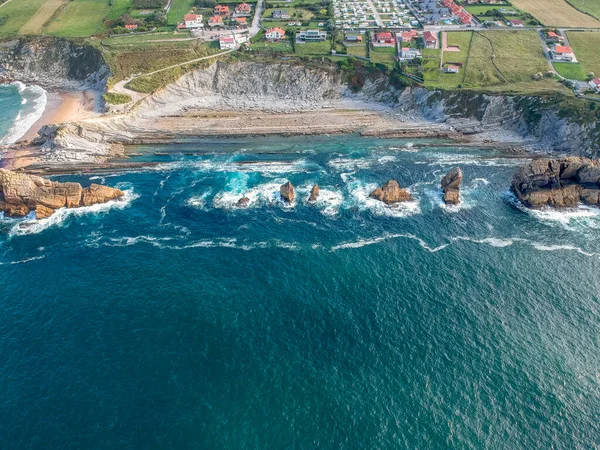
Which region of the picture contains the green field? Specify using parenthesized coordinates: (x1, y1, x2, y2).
(167, 0, 196, 25)
(46, 0, 111, 37)
(553, 62, 588, 81)
(566, 0, 600, 21)
(369, 46, 396, 67)
(0, 0, 47, 36)
(567, 31, 600, 76)
(294, 40, 330, 55)
(345, 43, 367, 58)
(463, 30, 548, 87)
(422, 49, 441, 84)
(106, 0, 133, 21)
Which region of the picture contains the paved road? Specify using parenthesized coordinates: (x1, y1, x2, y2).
(250, 0, 264, 37)
(365, 0, 384, 28)
(537, 29, 557, 74)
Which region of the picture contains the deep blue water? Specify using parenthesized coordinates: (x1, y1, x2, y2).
(1, 136, 599, 449)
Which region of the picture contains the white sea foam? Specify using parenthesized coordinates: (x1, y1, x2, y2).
(9, 188, 138, 236)
(346, 180, 421, 218)
(0, 83, 47, 145)
(331, 233, 448, 252)
(213, 178, 296, 210)
(299, 184, 343, 216)
(156, 159, 310, 176)
(187, 190, 212, 209)
(427, 153, 527, 168)
(0, 255, 46, 265)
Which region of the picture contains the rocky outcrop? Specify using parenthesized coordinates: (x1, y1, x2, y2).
(512, 157, 600, 208)
(0, 169, 124, 219)
(236, 197, 250, 208)
(0, 38, 111, 90)
(280, 182, 295, 203)
(441, 167, 462, 205)
(309, 185, 320, 203)
(369, 180, 411, 205)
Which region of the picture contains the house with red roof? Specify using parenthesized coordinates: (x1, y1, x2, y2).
(265, 27, 286, 42)
(209, 15, 224, 27)
(423, 31, 438, 49)
(125, 24, 138, 30)
(219, 36, 236, 50)
(184, 14, 203, 29)
(400, 30, 419, 43)
(235, 2, 252, 15)
(546, 31, 563, 43)
(234, 16, 247, 25)
(589, 78, 600, 92)
(373, 32, 395, 47)
(552, 45, 575, 61)
(213, 5, 230, 16)
(509, 20, 524, 27)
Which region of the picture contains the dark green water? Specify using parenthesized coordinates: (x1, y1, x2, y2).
(1, 136, 599, 449)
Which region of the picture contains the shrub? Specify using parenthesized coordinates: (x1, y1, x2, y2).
(103, 92, 132, 105)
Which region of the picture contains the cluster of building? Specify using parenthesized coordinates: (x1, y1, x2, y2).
(543, 30, 575, 62)
(263, 27, 328, 43)
(333, 0, 418, 30)
(177, 3, 252, 30)
(410, 0, 473, 26)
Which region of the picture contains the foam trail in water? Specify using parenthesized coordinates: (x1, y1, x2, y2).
(0, 82, 47, 145)
(332, 234, 448, 252)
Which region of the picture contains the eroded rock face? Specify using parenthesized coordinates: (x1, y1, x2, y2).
(369, 180, 411, 205)
(280, 182, 295, 203)
(236, 197, 250, 208)
(512, 157, 600, 208)
(0, 169, 124, 219)
(309, 185, 320, 203)
(441, 167, 462, 205)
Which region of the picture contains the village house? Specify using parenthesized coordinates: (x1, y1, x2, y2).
(184, 14, 203, 29)
(443, 65, 460, 73)
(552, 45, 575, 62)
(399, 47, 422, 61)
(125, 24, 138, 30)
(509, 19, 523, 27)
(265, 27, 286, 42)
(345, 34, 363, 43)
(235, 2, 252, 15)
(213, 5, 230, 16)
(296, 29, 327, 43)
(273, 10, 291, 19)
(423, 31, 437, 49)
(546, 31, 563, 43)
(589, 78, 600, 92)
(219, 36, 236, 50)
(373, 32, 395, 47)
(233, 17, 248, 26)
(209, 15, 224, 27)
(400, 29, 418, 43)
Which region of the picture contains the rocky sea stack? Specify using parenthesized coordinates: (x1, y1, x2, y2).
(369, 180, 411, 205)
(441, 167, 463, 205)
(512, 157, 600, 208)
(309, 185, 320, 203)
(236, 197, 250, 208)
(280, 182, 295, 203)
(0, 169, 124, 219)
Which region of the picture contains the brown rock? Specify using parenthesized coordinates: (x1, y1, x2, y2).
(441, 167, 463, 192)
(309, 184, 320, 203)
(236, 197, 250, 208)
(369, 180, 411, 205)
(81, 184, 124, 207)
(443, 190, 460, 205)
(0, 169, 124, 219)
(512, 157, 600, 208)
(280, 181, 295, 203)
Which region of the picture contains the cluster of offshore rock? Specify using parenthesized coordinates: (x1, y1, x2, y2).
(0, 169, 124, 219)
(441, 167, 463, 205)
(512, 157, 600, 208)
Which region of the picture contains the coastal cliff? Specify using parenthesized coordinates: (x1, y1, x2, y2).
(0, 38, 111, 91)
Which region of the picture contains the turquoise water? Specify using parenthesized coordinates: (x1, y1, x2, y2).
(0, 82, 47, 145)
(1, 136, 599, 449)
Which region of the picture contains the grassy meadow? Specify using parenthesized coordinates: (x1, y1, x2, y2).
(509, 0, 600, 27)
(553, 62, 588, 81)
(45, 0, 111, 37)
(567, 31, 600, 76)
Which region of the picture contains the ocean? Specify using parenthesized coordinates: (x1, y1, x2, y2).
(0, 135, 599, 448)
(0, 82, 47, 145)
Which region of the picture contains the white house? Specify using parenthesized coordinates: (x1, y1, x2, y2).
(219, 36, 236, 50)
(399, 47, 421, 61)
(184, 14, 203, 29)
(265, 27, 286, 42)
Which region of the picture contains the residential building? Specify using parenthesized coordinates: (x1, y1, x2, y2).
(209, 15, 223, 27)
(234, 17, 247, 26)
(235, 2, 252, 15)
(509, 20, 523, 27)
(273, 10, 291, 19)
(423, 31, 437, 48)
(265, 27, 286, 42)
(184, 14, 204, 29)
(401, 30, 418, 43)
(296, 29, 327, 42)
(589, 78, 600, 92)
(373, 32, 395, 47)
(125, 24, 138, 30)
(546, 31, 563, 43)
(220, 36, 236, 50)
(443, 65, 460, 73)
(213, 5, 230, 16)
(345, 34, 363, 43)
(399, 47, 421, 61)
(552, 45, 575, 61)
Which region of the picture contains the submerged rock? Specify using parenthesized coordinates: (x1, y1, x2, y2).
(0, 169, 124, 219)
(236, 197, 250, 208)
(441, 167, 462, 205)
(309, 184, 320, 203)
(280, 181, 295, 203)
(369, 180, 410, 205)
(512, 157, 600, 208)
